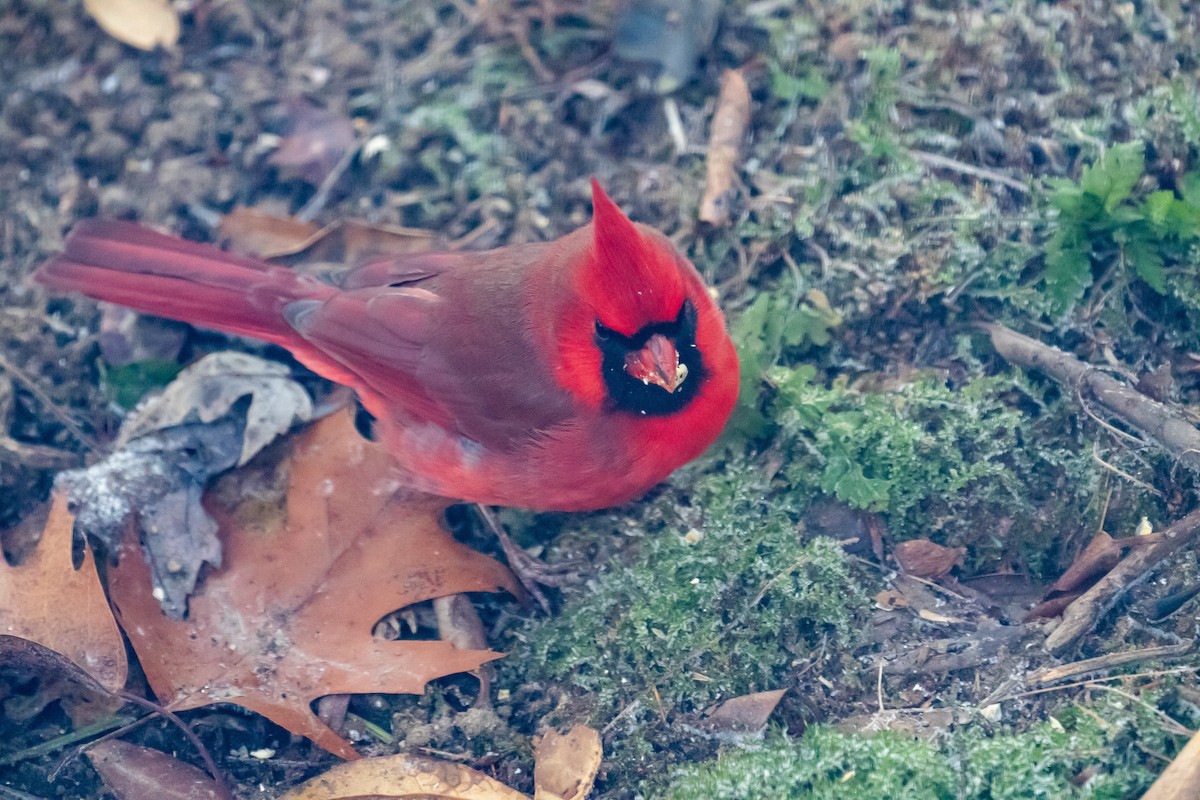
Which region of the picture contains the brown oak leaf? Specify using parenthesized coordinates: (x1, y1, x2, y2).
(107, 409, 520, 759)
(0, 493, 127, 693)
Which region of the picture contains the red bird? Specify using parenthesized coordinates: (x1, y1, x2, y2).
(37, 181, 739, 511)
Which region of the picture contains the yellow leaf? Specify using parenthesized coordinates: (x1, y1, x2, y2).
(83, 0, 179, 51)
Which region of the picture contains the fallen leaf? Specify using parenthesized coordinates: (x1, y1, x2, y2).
(1142, 727, 1200, 800)
(0, 637, 125, 729)
(894, 539, 965, 579)
(698, 690, 787, 736)
(874, 589, 909, 610)
(107, 410, 520, 759)
(218, 207, 324, 259)
(1024, 591, 1083, 622)
(534, 725, 603, 800)
(0, 494, 127, 693)
(56, 415, 244, 618)
(1046, 531, 1122, 596)
(117, 351, 314, 467)
(917, 608, 967, 625)
(86, 739, 225, 800)
(83, 0, 179, 50)
(268, 100, 357, 185)
(698, 68, 751, 226)
(275, 753, 528, 799)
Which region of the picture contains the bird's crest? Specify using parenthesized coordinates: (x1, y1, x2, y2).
(584, 179, 686, 336)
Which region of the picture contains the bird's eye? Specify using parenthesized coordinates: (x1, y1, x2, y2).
(594, 320, 613, 341)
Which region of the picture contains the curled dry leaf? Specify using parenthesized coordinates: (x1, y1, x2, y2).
(218, 207, 324, 259)
(56, 416, 241, 619)
(275, 753, 528, 800)
(107, 410, 520, 759)
(698, 68, 751, 226)
(0, 494, 127, 693)
(83, 0, 179, 50)
(1046, 531, 1122, 596)
(86, 739, 225, 800)
(534, 725, 603, 800)
(219, 208, 436, 273)
(117, 351, 314, 467)
(893, 539, 965, 579)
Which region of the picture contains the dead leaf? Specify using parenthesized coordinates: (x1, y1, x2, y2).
(894, 539, 965, 579)
(275, 753, 528, 799)
(56, 416, 242, 619)
(83, 0, 179, 50)
(917, 608, 967, 625)
(268, 100, 357, 185)
(534, 725, 603, 800)
(698, 68, 751, 226)
(1046, 531, 1122, 596)
(218, 208, 324, 259)
(1141, 727, 1200, 800)
(874, 589, 909, 610)
(117, 351, 314, 467)
(1024, 591, 1084, 621)
(278, 220, 438, 278)
(0, 494, 127, 693)
(698, 689, 787, 736)
(0, 637, 125, 729)
(107, 410, 520, 759)
(86, 739, 225, 800)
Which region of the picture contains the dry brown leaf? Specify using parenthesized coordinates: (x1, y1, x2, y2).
(275, 753, 529, 800)
(874, 589, 909, 610)
(107, 410, 520, 759)
(283, 220, 438, 276)
(916, 608, 967, 625)
(116, 351, 314, 467)
(698, 68, 751, 226)
(218, 208, 324, 259)
(1024, 591, 1083, 621)
(699, 689, 787, 735)
(1141, 727, 1200, 800)
(1047, 531, 1122, 596)
(893, 539, 965, 579)
(0, 494, 127, 693)
(268, 101, 357, 185)
(534, 725, 603, 800)
(86, 739, 225, 800)
(83, 0, 179, 50)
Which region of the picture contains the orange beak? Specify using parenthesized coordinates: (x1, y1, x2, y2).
(623, 333, 688, 393)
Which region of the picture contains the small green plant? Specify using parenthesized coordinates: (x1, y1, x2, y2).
(729, 287, 841, 436)
(1042, 141, 1200, 315)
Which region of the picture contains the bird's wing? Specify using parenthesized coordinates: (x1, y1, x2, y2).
(285, 250, 576, 449)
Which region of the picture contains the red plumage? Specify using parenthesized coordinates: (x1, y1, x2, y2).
(37, 181, 739, 511)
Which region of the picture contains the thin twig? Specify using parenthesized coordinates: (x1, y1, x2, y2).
(909, 149, 1031, 194)
(0, 352, 99, 450)
(111, 692, 236, 800)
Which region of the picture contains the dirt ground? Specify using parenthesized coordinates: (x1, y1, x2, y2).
(3, 0, 1200, 798)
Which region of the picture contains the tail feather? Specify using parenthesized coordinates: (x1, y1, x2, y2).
(37, 220, 333, 345)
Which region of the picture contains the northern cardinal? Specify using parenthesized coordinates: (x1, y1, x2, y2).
(37, 180, 739, 511)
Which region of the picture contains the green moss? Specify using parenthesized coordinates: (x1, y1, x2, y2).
(660, 710, 1160, 800)
(514, 462, 862, 719)
(769, 365, 1104, 574)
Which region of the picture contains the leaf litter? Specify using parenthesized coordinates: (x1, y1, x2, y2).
(106, 409, 520, 759)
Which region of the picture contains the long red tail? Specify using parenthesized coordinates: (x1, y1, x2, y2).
(36, 220, 335, 346)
